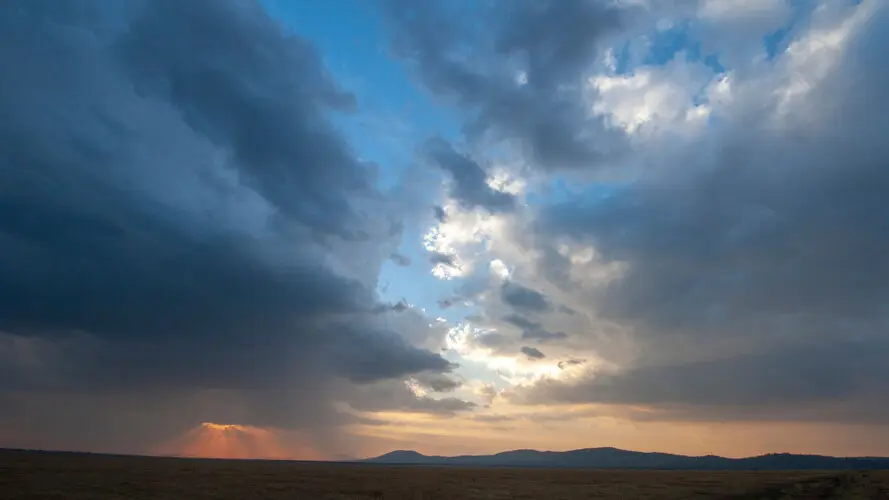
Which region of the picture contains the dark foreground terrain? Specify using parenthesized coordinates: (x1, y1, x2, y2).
(2, 449, 889, 499)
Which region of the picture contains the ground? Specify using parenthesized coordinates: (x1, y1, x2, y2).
(2, 449, 889, 499)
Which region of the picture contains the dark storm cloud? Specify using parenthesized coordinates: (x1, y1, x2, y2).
(525, 4, 889, 421)
(383, 0, 632, 171)
(500, 282, 552, 314)
(116, 0, 367, 236)
(421, 137, 516, 212)
(324, 326, 453, 384)
(521, 346, 546, 360)
(0, 0, 452, 451)
(502, 313, 568, 342)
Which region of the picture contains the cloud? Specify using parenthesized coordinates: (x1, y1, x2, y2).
(474, 384, 501, 406)
(429, 251, 460, 268)
(383, 0, 633, 172)
(542, 2, 889, 335)
(520, 346, 546, 360)
(589, 55, 714, 136)
(387, 0, 889, 429)
(518, 0, 889, 422)
(557, 359, 585, 370)
(475, 332, 513, 351)
(433, 205, 448, 223)
(412, 373, 463, 393)
(0, 0, 452, 455)
(521, 339, 889, 424)
(422, 137, 516, 212)
(502, 314, 568, 343)
(346, 379, 477, 416)
(500, 282, 552, 314)
(694, 0, 795, 67)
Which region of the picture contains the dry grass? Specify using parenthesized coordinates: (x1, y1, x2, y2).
(2, 449, 889, 499)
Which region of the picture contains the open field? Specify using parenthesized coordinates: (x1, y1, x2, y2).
(2, 449, 889, 499)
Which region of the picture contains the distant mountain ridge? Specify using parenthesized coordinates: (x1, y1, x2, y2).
(364, 447, 889, 470)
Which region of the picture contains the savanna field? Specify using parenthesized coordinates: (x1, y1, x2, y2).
(2, 450, 889, 500)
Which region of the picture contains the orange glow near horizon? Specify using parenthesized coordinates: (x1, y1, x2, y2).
(344, 407, 889, 460)
(199, 422, 242, 431)
(153, 422, 323, 461)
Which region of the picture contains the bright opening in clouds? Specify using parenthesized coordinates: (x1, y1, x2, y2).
(2, 0, 889, 461)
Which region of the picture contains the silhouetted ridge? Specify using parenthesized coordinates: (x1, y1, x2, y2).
(364, 447, 889, 470)
(372, 450, 429, 463)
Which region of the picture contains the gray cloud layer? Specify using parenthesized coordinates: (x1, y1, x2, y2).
(0, 0, 462, 454)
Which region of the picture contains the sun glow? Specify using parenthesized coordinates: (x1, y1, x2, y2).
(200, 422, 241, 431)
(153, 422, 322, 461)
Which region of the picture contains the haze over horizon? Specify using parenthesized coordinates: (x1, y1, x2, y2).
(2, 0, 888, 462)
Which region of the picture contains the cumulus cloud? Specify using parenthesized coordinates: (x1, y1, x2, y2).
(518, 0, 889, 421)
(389, 0, 889, 427)
(0, 0, 455, 455)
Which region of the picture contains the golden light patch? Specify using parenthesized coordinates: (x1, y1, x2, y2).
(199, 422, 242, 431)
(153, 422, 323, 461)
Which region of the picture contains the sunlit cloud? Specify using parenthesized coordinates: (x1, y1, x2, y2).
(444, 323, 568, 386)
(489, 259, 512, 280)
(422, 200, 511, 280)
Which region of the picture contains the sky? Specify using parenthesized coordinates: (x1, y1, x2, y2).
(1, 0, 888, 461)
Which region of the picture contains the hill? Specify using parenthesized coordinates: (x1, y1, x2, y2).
(365, 447, 889, 470)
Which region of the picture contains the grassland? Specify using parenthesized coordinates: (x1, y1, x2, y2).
(2, 449, 889, 499)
